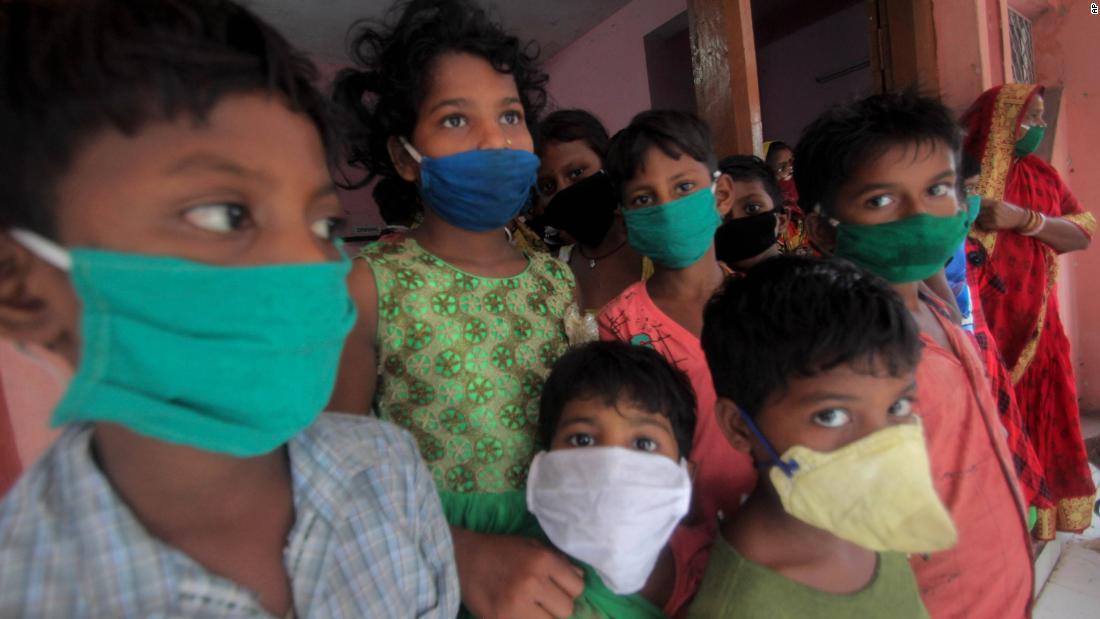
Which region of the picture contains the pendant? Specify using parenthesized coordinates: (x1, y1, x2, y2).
(589, 259, 596, 268)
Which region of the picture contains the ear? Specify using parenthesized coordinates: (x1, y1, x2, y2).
(713, 173, 735, 218)
(386, 136, 420, 183)
(0, 234, 80, 366)
(714, 397, 753, 453)
(805, 211, 837, 253)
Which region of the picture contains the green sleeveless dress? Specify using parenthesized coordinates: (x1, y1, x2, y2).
(361, 237, 576, 492)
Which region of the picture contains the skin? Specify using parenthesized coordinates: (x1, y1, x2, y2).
(808, 140, 959, 350)
(714, 364, 918, 593)
(549, 396, 684, 608)
(620, 147, 733, 337)
(723, 178, 785, 272)
(328, 52, 584, 619)
(0, 94, 346, 617)
(975, 95, 1091, 253)
(537, 139, 644, 310)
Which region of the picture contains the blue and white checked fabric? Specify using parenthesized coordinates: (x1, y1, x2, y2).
(0, 413, 459, 618)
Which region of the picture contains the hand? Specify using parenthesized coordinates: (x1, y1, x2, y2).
(452, 529, 585, 619)
(975, 198, 1028, 232)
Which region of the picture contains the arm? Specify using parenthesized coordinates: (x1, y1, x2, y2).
(975, 199, 1091, 254)
(327, 260, 379, 414)
(450, 526, 585, 619)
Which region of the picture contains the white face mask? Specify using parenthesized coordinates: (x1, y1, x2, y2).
(526, 447, 692, 594)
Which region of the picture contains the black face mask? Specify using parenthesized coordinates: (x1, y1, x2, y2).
(541, 171, 618, 247)
(714, 210, 781, 266)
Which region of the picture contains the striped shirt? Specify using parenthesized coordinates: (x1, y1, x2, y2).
(0, 414, 459, 618)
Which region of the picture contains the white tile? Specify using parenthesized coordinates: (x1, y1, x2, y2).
(1034, 540, 1100, 618)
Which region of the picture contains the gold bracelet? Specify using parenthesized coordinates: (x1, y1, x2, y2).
(1017, 210, 1041, 235)
(1021, 212, 1047, 237)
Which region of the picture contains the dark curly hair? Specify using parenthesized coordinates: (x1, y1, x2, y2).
(332, 0, 549, 188)
(0, 0, 340, 237)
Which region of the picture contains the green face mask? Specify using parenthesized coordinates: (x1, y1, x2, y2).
(11, 229, 357, 457)
(833, 200, 973, 284)
(623, 185, 721, 269)
(1015, 125, 1046, 157)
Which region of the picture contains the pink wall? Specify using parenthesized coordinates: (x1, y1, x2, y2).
(1029, 0, 1100, 413)
(755, 3, 873, 147)
(934, 0, 995, 113)
(543, 0, 687, 133)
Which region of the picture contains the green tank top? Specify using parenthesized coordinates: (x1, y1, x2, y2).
(361, 237, 575, 492)
(686, 537, 929, 619)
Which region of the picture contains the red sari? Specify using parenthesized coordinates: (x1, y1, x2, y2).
(961, 84, 1097, 536)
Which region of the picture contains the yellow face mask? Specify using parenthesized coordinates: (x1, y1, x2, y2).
(754, 418, 958, 554)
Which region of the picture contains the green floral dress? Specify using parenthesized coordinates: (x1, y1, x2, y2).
(361, 237, 576, 492)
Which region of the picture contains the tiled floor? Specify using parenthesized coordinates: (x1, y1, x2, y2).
(1033, 464, 1100, 618)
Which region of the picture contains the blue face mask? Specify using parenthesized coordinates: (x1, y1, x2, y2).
(402, 138, 539, 232)
(11, 229, 357, 457)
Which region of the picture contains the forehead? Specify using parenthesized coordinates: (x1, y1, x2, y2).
(842, 140, 955, 188)
(633, 144, 710, 181)
(539, 139, 599, 170)
(558, 395, 674, 430)
(730, 178, 768, 195)
(423, 52, 520, 103)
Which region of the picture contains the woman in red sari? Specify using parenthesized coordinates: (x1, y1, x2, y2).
(961, 84, 1096, 537)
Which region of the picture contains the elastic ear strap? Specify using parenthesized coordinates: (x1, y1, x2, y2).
(398, 136, 423, 164)
(739, 408, 799, 477)
(9, 229, 72, 271)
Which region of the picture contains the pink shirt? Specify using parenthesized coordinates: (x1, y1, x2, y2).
(599, 281, 757, 616)
(912, 307, 1033, 618)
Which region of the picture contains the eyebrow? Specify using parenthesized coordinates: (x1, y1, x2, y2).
(427, 96, 523, 116)
(557, 413, 673, 432)
(794, 391, 859, 405)
(165, 154, 268, 181)
(849, 168, 957, 196)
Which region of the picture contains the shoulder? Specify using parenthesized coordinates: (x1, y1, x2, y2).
(597, 282, 650, 335)
(294, 413, 425, 485)
(527, 249, 575, 288)
(357, 234, 418, 267)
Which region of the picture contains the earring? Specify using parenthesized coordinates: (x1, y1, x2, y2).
(506, 138, 513, 146)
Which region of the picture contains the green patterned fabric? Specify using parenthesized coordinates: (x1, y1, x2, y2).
(361, 237, 575, 492)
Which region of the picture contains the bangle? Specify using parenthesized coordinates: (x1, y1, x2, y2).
(1021, 212, 1046, 237)
(1016, 210, 1040, 235)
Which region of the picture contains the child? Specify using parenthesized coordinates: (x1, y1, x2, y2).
(599, 110, 757, 614)
(690, 256, 942, 618)
(795, 91, 1034, 617)
(0, 1, 457, 616)
(329, 1, 581, 615)
(713, 155, 788, 272)
(442, 341, 697, 618)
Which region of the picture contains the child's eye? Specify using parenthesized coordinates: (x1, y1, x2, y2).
(442, 114, 467, 129)
(865, 194, 894, 209)
(311, 216, 346, 241)
(183, 203, 250, 234)
(676, 181, 696, 194)
(629, 194, 653, 208)
(501, 110, 523, 126)
(634, 437, 658, 452)
(744, 203, 763, 215)
(928, 183, 953, 197)
(567, 434, 595, 448)
(888, 397, 914, 417)
(812, 408, 851, 428)
(538, 179, 556, 197)
(567, 167, 587, 180)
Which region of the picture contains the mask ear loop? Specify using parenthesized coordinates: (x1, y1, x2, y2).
(9, 228, 72, 271)
(398, 136, 424, 164)
(738, 407, 800, 478)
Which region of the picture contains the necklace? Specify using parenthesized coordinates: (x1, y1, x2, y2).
(577, 240, 627, 268)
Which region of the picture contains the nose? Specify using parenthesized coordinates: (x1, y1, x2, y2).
(478, 120, 509, 150)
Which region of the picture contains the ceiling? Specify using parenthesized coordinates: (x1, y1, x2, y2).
(751, 0, 864, 46)
(247, 0, 634, 69)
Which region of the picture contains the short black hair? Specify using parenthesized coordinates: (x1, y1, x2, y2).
(605, 110, 717, 192)
(960, 151, 982, 179)
(718, 155, 784, 211)
(539, 341, 697, 457)
(372, 177, 422, 227)
(764, 140, 793, 167)
(535, 109, 610, 161)
(333, 0, 548, 187)
(793, 90, 962, 215)
(0, 0, 339, 237)
(701, 256, 922, 417)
